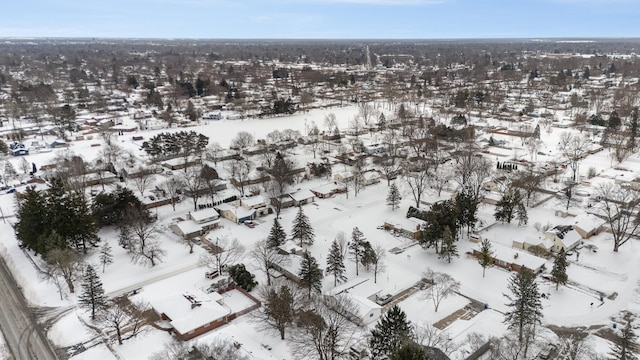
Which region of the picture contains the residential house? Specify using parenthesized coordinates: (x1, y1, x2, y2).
(310, 183, 342, 199)
(342, 293, 382, 326)
(544, 225, 582, 253)
(170, 208, 221, 239)
(512, 236, 554, 255)
(334, 170, 355, 184)
(572, 214, 603, 239)
(215, 203, 256, 224)
(170, 220, 205, 240)
(289, 189, 315, 207)
(239, 195, 270, 217)
(383, 217, 426, 240)
(472, 243, 546, 274)
(151, 290, 231, 341)
(362, 171, 380, 186)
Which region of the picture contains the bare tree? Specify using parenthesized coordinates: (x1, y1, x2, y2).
(596, 183, 640, 252)
(324, 113, 338, 134)
(205, 142, 224, 166)
(453, 150, 492, 203)
(422, 269, 460, 312)
(181, 166, 204, 211)
(252, 279, 304, 340)
(250, 239, 289, 286)
(558, 132, 591, 183)
(404, 158, 431, 207)
(150, 337, 250, 360)
(290, 295, 359, 360)
(414, 322, 456, 357)
(159, 177, 183, 211)
(556, 333, 595, 360)
(119, 208, 165, 266)
(199, 236, 245, 274)
(225, 159, 251, 197)
(42, 246, 84, 296)
(230, 131, 255, 155)
(98, 300, 147, 345)
(372, 243, 386, 283)
(131, 167, 155, 198)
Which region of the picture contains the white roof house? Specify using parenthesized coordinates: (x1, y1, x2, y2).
(480, 243, 547, 274)
(189, 208, 220, 224)
(343, 293, 382, 325)
(545, 225, 582, 253)
(240, 195, 267, 209)
(151, 289, 231, 338)
(170, 220, 203, 239)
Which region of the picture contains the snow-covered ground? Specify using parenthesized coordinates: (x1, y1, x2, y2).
(0, 103, 638, 359)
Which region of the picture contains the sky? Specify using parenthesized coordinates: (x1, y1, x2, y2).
(1, 0, 640, 39)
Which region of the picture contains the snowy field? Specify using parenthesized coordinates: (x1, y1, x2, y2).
(0, 103, 639, 359)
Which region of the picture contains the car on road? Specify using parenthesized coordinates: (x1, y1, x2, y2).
(376, 294, 393, 306)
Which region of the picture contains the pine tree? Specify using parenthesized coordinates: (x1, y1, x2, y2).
(504, 267, 543, 344)
(267, 217, 287, 248)
(479, 239, 493, 277)
(551, 248, 569, 290)
(369, 305, 413, 359)
(99, 241, 114, 273)
(609, 315, 638, 360)
(516, 202, 528, 226)
(361, 241, 377, 270)
(78, 265, 107, 320)
(349, 227, 366, 276)
(298, 251, 323, 298)
(387, 183, 401, 211)
(438, 226, 458, 263)
(326, 239, 347, 286)
(291, 207, 315, 247)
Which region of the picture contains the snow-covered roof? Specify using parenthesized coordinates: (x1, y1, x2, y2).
(343, 293, 381, 323)
(190, 208, 219, 223)
(289, 189, 315, 202)
(385, 217, 426, 231)
(151, 289, 231, 335)
(240, 195, 266, 208)
(489, 244, 547, 272)
(173, 220, 202, 235)
(310, 182, 341, 195)
(572, 214, 603, 233)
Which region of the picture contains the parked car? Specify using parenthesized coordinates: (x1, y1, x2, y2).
(205, 270, 220, 279)
(244, 220, 256, 228)
(376, 294, 393, 306)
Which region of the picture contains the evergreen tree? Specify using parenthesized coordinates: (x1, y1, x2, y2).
(78, 265, 107, 320)
(99, 242, 114, 273)
(349, 227, 366, 276)
(609, 315, 638, 360)
(420, 199, 458, 253)
(228, 264, 258, 291)
(479, 239, 494, 278)
(15, 187, 50, 254)
(629, 108, 638, 149)
(386, 183, 401, 211)
(298, 251, 323, 298)
(438, 226, 458, 263)
(495, 190, 526, 225)
(390, 342, 428, 360)
(291, 207, 315, 247)
(455, 191, 479, 236)
(516, 202, 528, 226)
(361, 241, 377, 270)
(504, 267, 543, 344)
(267, 217, 287, 248)
(551, 248, 569, 290)
(369, 305, 413, 359)
(326, 239, 347, 286)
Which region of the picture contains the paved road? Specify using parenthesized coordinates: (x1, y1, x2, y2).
(0, 256, 59, 360)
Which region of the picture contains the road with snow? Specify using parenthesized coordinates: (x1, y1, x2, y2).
(0, 256, 59, 360)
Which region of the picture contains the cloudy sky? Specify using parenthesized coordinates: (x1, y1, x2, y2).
(2, 0, 639, 39)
